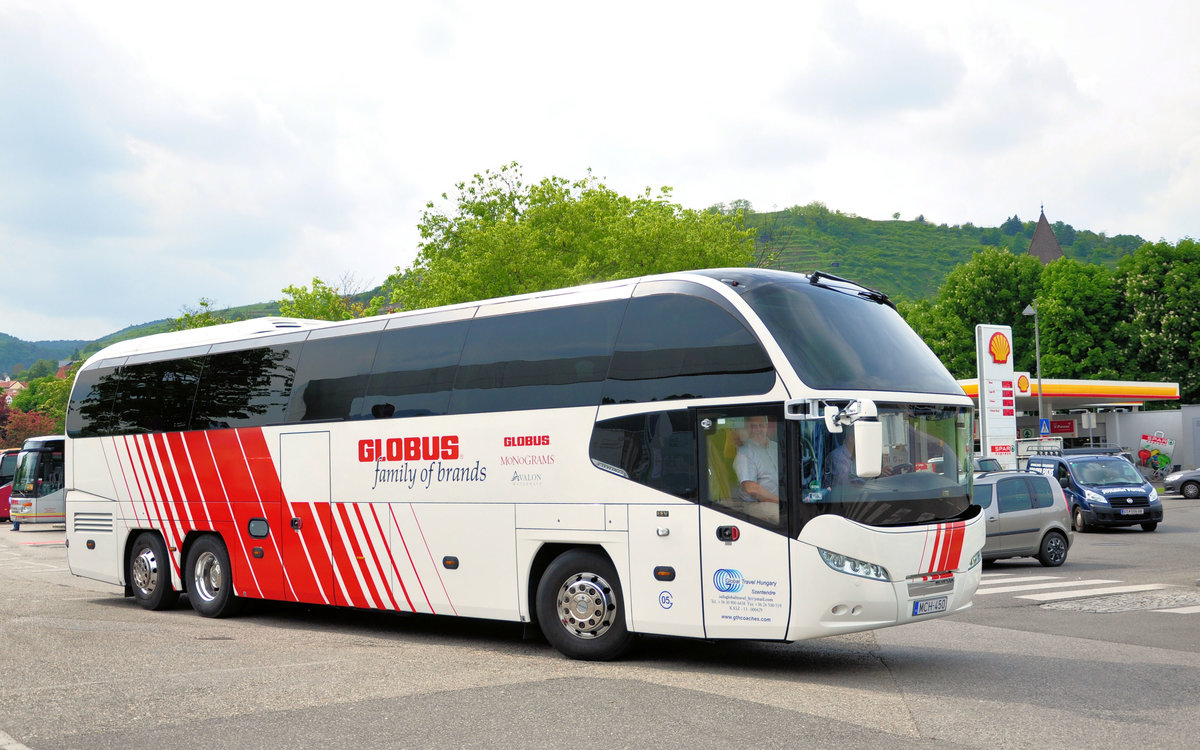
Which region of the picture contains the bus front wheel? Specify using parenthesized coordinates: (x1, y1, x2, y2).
(129, 532, 179, 611)
(536, 549, 632, 661)
(185, 535, 241, 618)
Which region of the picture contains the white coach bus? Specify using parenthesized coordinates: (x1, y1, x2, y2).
(64, 268, 983, 660)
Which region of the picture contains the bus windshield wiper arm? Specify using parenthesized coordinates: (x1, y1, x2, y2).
(808, 271, 895, 309)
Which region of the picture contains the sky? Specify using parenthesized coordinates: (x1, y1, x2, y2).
(2, 0, 1197, 343)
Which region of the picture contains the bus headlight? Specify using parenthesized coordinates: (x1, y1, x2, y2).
(818, 548, 890, 582)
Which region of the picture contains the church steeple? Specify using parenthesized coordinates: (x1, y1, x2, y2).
(1028, 208, 1064, 265)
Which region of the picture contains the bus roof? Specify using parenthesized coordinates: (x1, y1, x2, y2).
(80, 268, 826, 367)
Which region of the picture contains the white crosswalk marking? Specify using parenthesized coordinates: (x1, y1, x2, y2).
(977, 573, 1197, 613)
(1018, 583, 1168, 601)
(976, 579, 1120, 595)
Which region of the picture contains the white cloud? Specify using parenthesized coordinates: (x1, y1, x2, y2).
(0, 0, 1198, 344)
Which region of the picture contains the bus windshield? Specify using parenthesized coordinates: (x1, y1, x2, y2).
(797, 403, 973, 528)
(13, 448, 64, 498)
(741, 279, 964, 395)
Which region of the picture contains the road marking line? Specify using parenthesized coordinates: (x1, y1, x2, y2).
(976, 579, 1121, 595)
(978, 575, 1060, 584)
(1018, 584, 1168, 601)
(0, 729, 32, 750)
(1152, 605, 1200, 614)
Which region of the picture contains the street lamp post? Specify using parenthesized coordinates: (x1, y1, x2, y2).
(1022, 301, 1046, 428)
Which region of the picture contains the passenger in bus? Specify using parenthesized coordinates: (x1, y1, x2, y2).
(733, 416, 779, 515)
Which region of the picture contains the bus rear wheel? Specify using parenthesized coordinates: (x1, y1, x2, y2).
(536, 549, 632, 661)
(185, 535, 241, 618)
(129, 532, 179, 611)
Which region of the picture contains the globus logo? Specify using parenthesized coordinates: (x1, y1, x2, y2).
(358, 436, 460, 462)
(713, 568, 745, 593)
(503, 435, 550, 447)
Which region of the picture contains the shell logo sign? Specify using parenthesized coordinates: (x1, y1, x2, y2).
(988, 332, 1011, 364)
(1017, 374, 1030, 393)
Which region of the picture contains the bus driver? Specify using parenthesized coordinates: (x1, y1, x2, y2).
(734, 415, 780, 519)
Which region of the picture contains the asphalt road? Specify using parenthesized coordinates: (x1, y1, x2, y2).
(2, 495, 1197, 749)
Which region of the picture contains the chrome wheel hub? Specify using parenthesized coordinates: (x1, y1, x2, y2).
(556, 572, 615, 639)
(131, 548, 159, 595)
(193, 551, 223, 603)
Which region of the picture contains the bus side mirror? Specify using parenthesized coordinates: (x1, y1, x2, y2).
(854, 421, 883, 478)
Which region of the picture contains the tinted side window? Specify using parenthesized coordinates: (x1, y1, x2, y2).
(67, 364, 121, 437)
(996, 478, 1033, 513)
(589, 410, 696, 500)
(971, 483, 993, 509)
(0, 453, 17, 483)
(365, 321, 469, 418)
(1028, 476, 1055, 508)
(450, 302, 625, 414)
(113, 358, 204, 433)
(191, 345, 300, 429)
(288, 332, 381, 422)
(603, 294, 775, 404)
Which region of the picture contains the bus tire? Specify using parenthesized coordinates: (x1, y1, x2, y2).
(185, 535, 241, 618)
(129, 532, 179, 611)
(535, 549, 632, 661)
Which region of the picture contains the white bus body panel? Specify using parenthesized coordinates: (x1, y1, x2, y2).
(626, 503, 703, 638)
(786, 513, 984, 641)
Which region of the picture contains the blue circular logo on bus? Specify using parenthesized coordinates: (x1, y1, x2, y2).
(713, 568, 744, 593)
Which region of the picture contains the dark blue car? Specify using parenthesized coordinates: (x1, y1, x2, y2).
(1026, 453, 1162, 532)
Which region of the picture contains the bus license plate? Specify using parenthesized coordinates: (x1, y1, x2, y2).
(1120, 508, 1144, 515)
(913, 597, 948, 616)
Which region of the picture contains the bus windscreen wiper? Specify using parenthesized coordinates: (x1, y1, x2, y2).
(808, 271, 895, 309)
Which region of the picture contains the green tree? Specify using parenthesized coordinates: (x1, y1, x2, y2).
(279, 275, 384, 321)
(170, 298, 228, 331)
(386, 163, 756, 311)
(10, 368, 74, 431)
(1035, 259, 1128, 379)
(24, 359, 57, 379)
(906, 247, 1042, 378)
(1117, 239, 1200, 402)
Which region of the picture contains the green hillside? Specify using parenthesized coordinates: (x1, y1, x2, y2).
(747, 203, 1145, 301)
(0, 333, 86, 378)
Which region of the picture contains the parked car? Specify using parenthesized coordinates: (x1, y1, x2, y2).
(1026, 453, 1162, 532)
(925, 456, 1005, 475)
(973, 456, 1004, 473)
(1163, 468, 1200, 499)
(971, 470, 1073, 566)
(1, 447, 19, 522)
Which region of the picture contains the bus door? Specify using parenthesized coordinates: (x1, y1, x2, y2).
(698, 407, 791, 640)
(279, 431, 334, 605)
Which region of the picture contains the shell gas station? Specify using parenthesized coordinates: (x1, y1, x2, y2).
(950, 212, 1196, 473)
(955, 324, 1192, 474)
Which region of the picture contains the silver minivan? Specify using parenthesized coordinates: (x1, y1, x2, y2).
(971, 471, 1074, 566)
